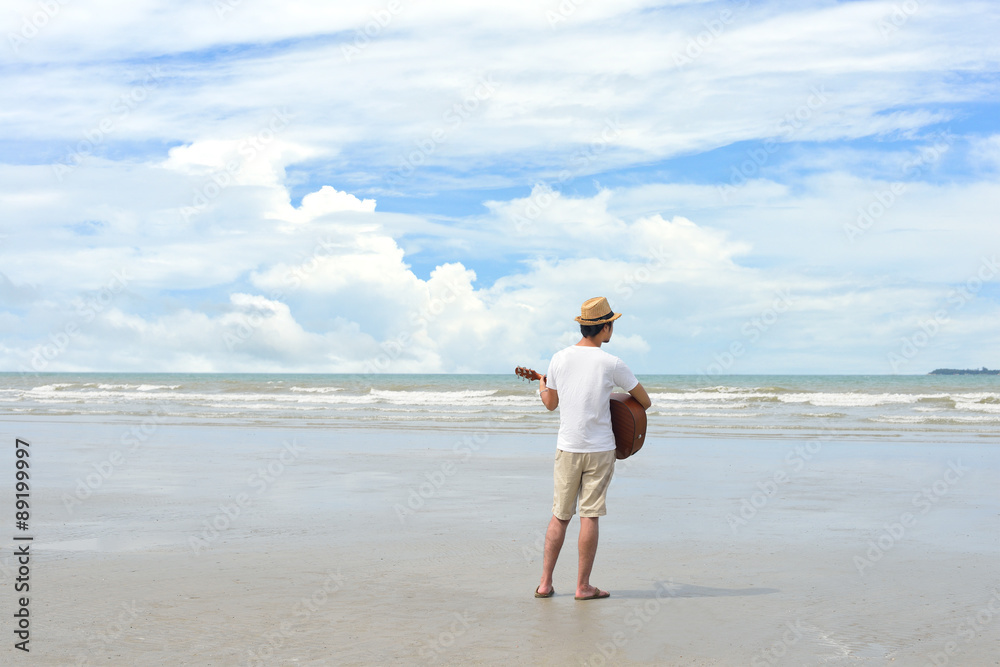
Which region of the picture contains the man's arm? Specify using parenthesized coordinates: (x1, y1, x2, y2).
(628, 382, 652, 410)
(539, 375, 558, 411)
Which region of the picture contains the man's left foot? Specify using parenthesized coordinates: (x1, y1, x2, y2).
(534, 586, 555, 598)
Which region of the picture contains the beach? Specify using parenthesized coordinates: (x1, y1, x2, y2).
(7, 0, 999, 664)
(1, 375, 999, 665)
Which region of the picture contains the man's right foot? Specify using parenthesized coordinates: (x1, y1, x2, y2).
(574, 587, 610, 600)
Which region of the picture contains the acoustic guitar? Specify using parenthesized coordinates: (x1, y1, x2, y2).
(515, 366, 648, 459)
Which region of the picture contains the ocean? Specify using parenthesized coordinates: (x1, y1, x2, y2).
(3, 372, 999, 442)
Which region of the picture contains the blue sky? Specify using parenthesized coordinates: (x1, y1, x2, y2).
(1, 0, 999, 374)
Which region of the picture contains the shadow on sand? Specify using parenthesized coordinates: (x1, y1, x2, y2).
(611, 582, 779, 599)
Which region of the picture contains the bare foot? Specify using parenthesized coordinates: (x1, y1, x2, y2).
(574, 586, 610, 600)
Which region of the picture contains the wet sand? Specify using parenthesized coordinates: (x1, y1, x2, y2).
(3, 419, 999, 665)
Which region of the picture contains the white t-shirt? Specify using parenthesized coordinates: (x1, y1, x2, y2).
(545, 345, 640, 453)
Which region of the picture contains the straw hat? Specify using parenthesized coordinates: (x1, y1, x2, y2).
(574, 296, 622, 325)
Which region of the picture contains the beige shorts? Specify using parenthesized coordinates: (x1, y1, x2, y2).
(552, 449, 616, 520)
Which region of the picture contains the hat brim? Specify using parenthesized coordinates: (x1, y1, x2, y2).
(574, 312, 622, 325)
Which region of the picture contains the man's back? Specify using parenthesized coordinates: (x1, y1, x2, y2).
(546, 345, 637, 453)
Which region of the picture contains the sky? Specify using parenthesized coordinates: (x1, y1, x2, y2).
(1, 0, 999, 375)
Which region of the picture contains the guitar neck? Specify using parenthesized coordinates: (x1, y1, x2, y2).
(515, 366, 542, 382)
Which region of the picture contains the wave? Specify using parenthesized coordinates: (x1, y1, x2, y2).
(690, 385, 775, 394)
(654, 402, 751, 410)
(869, 415, 1000, 424)
(778, 392, 939, 407)
(367, 389, 536, 407)
(31, 383, 75, 392)
(16, 383, 1000, 413)
(23, 387, 379, 406)
(953, 401, 1000, 414)
(95, 383, 181, 391)
(651, 411, 764, 419)
(6, 375, 1000, 437)
(650, 391, 777, 402)
(792, 412, 847, 419)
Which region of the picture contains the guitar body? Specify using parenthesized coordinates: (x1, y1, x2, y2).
(610, 393, 647, 459)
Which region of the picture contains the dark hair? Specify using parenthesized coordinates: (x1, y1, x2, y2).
(580, 322, 609, 338)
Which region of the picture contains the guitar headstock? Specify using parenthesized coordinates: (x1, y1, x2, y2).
(514, 366, 542, 382)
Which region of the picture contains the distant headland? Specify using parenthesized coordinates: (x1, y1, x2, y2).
(929, 367, 999, 375)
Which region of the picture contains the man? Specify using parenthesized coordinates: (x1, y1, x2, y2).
(534, 296, 651, 600)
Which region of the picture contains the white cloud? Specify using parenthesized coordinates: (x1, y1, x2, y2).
(292, 185, 376, 218)
(971, 134, 1000, 170)
(6, 0, 997, 188)
(3, 157, 998, 374)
